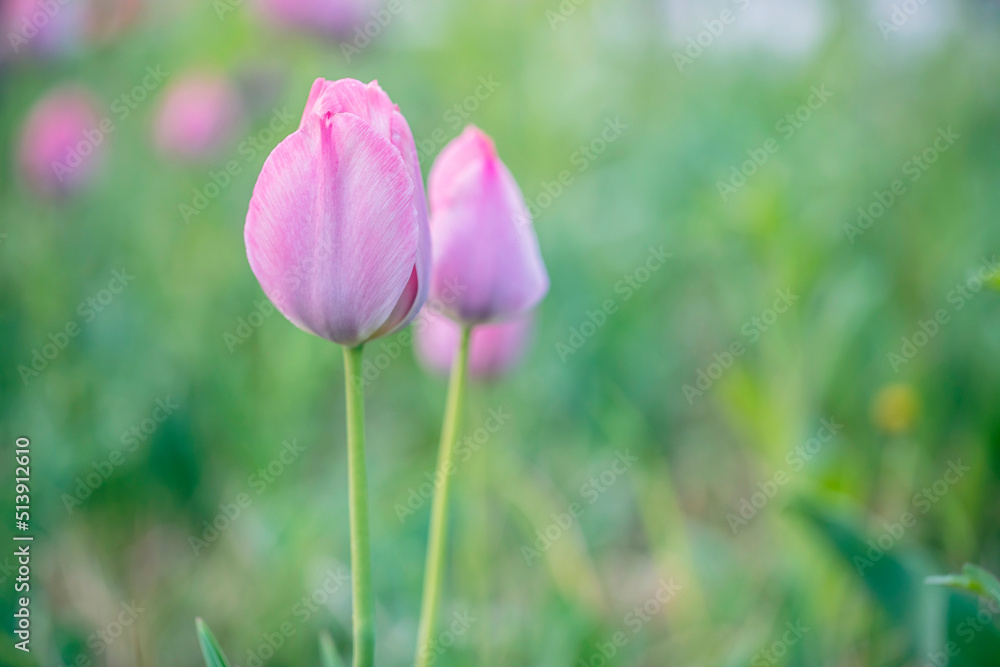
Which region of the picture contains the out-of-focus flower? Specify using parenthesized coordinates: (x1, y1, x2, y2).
(416, 309, 532, 379)
(1, 0, 87, 60)
(427, 125, 549, 325)
(244, 78, 430, 346)
(153, 72, 245, 162)
(872, 383, 920, 434)
(254, 0, 371, 38)
(18, 86, 105, 197)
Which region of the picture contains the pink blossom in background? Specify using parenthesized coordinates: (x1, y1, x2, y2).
(427, 125, 549, 325)
(18, 87, 105, 198)
(254, 0, 371, 38)
(416, 310, 532, 379)
(153, 72, 245, 162)
(244, 78, 430, 346)
(1, 0, 87, 60)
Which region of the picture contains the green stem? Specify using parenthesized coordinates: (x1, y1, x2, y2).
(414, 326, 472, 667)
(343, 345, 375, 667)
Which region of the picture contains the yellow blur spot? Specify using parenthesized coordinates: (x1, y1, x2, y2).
(872, 383, 920, 434)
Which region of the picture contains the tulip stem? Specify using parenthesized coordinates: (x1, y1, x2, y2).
(343, 345, 375, 667)
(414, 325, 472, 667)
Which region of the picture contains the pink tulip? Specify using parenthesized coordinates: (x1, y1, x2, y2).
(245, 78, 430, 347)
(416, 309, 532, 379)
(153, 72, 244, 162)
(1, 0, 86, 60)
(428, 126, 548, 324)
(18, 86, 104, 197)
(254, 0, 370, 38)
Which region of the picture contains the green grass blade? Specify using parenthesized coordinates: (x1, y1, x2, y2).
(925, 563, 1000, 606)
(319, 631, 344, 667)
(195, 618, 231, 667)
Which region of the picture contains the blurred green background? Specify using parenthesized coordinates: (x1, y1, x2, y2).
(2, 0, 1000, 665)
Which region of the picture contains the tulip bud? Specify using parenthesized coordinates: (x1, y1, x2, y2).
(416, 309, 532, 379)
(254, 0, 371, 38)
(18, 86, 105, 198)
(153, 71, 245, 162)
(244, 78, 430, 347)
(428, 125, 548, 325)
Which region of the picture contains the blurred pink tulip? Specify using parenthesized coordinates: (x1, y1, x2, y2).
(428, 126, 548, 324)
(153, 72, 244, 162)
(1, 0, 86, 60)
(416, 309, 532, 379)
(18, 86, 105, 197)
(245, 78, 430, 346)
(254, 0, 370, 38)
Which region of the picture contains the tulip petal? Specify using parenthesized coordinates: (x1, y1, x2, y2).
(246, 111, 419, 345)
(429, 126, 549, 323)
(301, 78, 394, 141)
(415, 309, 531, 378)
(375, 109, 430, 334)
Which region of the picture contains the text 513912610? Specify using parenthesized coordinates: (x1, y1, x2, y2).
(13, 436, 32, 652)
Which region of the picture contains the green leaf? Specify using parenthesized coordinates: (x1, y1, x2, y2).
(319, 631, 344, 667)
(926, 563, 1000, 606)
(793, 499, 1000, 667)
(195, 618, 231, 667)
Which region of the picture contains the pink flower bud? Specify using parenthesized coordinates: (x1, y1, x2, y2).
(415, 309, 532, 379)
(18, 86, 104, 198)
(428, 126, 548, 324)
(153, 71, 245, 163)
(244, 78, 430, 347)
